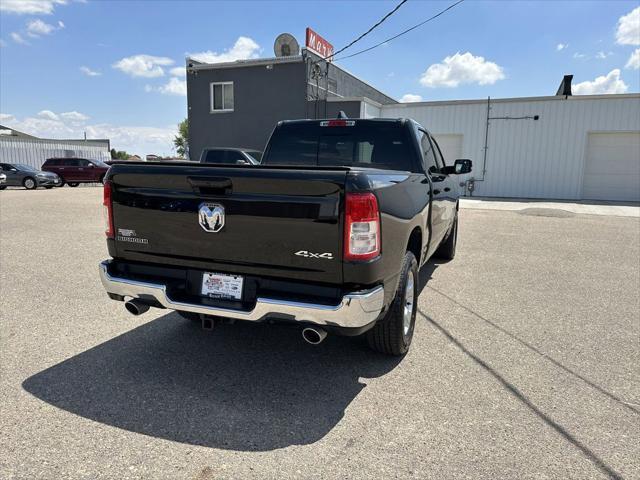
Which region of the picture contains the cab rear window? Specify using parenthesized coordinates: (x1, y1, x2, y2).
(263, 122, 414, 171)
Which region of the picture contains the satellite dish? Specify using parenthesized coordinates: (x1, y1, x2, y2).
(274, 33, 300, 57)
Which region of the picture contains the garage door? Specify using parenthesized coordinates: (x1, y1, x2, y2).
(583, 132, 640, 201)
(432, 134, 463, 165)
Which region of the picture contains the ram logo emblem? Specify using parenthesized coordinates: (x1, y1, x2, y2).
(199, 203, 225, 233)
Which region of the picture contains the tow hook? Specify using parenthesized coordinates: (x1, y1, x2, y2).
(201, 316, 216, 331)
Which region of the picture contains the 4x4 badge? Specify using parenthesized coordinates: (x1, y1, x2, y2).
(295, 250, 334, 260)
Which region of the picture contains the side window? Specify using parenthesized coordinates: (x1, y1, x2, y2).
(62, 159, 76, 166)
(77, 159, 90, 167)
(203, 150, 228, 164)
(226, 151, 246, 163)
(430, 135, 446, 167)
(418, 129, 438, 174)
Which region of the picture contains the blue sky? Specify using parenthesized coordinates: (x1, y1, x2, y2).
(1, 0, 639, 155)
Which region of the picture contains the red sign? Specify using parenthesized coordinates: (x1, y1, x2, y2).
(306, 27, 334, 61)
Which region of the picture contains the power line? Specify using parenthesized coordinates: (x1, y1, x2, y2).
(334, 0, 466, 62)
(325, 0, 408, 61)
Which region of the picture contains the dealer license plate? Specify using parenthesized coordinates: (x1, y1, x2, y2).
(201, 272, 244, 300)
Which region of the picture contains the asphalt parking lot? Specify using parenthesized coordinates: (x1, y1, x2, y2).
(1, 188, 639, 480)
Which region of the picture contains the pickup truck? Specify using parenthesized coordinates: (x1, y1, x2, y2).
(99, 117, 471, 355)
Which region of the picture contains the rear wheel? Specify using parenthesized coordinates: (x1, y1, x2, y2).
(366, 251, 418, 356)
(435, 213, 457, 260)
(0, 186, 6, 190)
(23, 177, 37, 190)
(68, 182, 80, 187)
(45, 186, 54, 189)
(57, 177, 66, 187)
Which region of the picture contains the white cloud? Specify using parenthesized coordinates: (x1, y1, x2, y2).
(10, 32, 29, 44)
(0, 113, 17, 123)
(616, 6, 640, 45)
(595, 51, 613, 59)
(0, 0, 68, 15)
(37, 110, 59, 120)
(26, 19, 56, 37)
(400, 94, 423, 103)
(556, 43, 568, 51)
(1, 110, 176, 156)
(626, 49, 640, 69)
(145, 77, 187, 96)
(189, 36, 260, 64)
(573, 69, 628, 95)
(419, 52, 505, 88)
(573, 52, 587, 59)
(60, 111, 89, 122)
(113, 54, 174, 78)
(169, 66, 186, 77)
(58, 20, 64, 28)
(80, 66, 101, 76)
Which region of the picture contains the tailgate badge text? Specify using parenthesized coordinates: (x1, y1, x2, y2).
(295, 250, 334, 260)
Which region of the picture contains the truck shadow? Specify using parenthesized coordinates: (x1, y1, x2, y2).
(22, 314, 402, 451)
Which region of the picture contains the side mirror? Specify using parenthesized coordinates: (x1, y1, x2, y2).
(439, 159, 472, 175)
(453, 159, 472, 174)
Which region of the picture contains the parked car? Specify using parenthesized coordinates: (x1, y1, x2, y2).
(0, 163, 61, 190)
(41, 158, 110, 187)
(200, 147, 262, 165)
(98, 117, 471, 356)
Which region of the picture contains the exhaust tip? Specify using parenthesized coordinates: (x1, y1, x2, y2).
(125, 299, 150, 316)
(302, 327, 327, 345)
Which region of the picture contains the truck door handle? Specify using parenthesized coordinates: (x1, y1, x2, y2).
(188, 176, 232, 195)
(433, 189, 441, 195)
(444, 187, 450, 192)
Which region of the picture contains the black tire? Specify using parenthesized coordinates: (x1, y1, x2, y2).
(366, 251, 418, 356)
(68, 182, 80, 187)
(23, 177, 37, 190)
(99, 174, 106, 185)
(0, 186, 6, 190)
(57, 178, 66, 187)
(435, 213, 458, 261)
(45, 186, 54, 189)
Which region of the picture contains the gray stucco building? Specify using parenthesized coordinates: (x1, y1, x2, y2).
(186, 50, 397, 161)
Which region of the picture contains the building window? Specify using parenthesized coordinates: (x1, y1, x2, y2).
(210, 82, 234, 112)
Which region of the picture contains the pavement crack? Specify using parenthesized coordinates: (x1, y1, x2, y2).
(427, 285, 640, 416)
(419, 309, 624, 480)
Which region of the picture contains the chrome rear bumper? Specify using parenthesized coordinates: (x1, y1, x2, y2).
(99, 261, 384, 329)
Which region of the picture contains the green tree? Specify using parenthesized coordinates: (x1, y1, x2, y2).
(110, 148, 131, 160)
(174, 118, 188, 158)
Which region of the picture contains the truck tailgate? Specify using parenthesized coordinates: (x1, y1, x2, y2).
(109, 164, 346, 284)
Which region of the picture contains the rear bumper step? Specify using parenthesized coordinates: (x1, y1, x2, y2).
(99, 261, 384, 329)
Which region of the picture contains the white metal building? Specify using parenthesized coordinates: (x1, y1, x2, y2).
(371, 93, 640, 202)
(0, 135, 110, 170)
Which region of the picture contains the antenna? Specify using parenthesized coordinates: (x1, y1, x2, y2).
(274, 33, 300, 57)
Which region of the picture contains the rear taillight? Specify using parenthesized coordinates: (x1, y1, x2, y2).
(103, 181, 114, 238)
(344, 192, 380, 261)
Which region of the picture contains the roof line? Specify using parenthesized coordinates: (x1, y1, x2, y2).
(386, 93, 640, 107)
